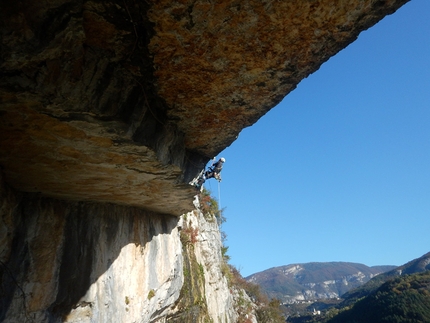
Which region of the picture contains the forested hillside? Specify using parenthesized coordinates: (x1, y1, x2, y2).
(326, 270, 430, 323)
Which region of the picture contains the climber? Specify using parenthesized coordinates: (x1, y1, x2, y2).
(195, 157, 225, 189)
(204, 157, 225, 181)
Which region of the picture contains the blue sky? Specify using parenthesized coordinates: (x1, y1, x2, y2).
(201, 0, 430, 277)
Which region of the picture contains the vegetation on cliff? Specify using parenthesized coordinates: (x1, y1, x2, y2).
(226, 265, 285, 323)
(201, 189, 285, 323)
(168, 236, 210, 323)
(174, 188, 285, 322)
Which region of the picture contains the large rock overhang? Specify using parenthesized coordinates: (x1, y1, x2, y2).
(0, 0, 409, 215)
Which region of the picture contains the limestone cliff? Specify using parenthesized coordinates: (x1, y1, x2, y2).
(1, 174, 254, 322)
(1, 172, 184, 322)
(0, 0, 408, 214)
(0, 0, 409, 322)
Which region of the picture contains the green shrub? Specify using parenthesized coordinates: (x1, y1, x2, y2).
(148, 289, 155, 300)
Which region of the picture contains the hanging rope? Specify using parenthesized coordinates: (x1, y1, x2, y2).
(218, 180, 221, 211)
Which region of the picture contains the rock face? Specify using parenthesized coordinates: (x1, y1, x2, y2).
(0, 172, 184, 322)
(0, 0, 408, 214)
(0, 0, 410, 322)
(180, 201, 236, 321)
(1, 174, 252, 323)
(168, 199, 247, 323)
(173, 197, 259, 323)
(148, 0, 409, 156)
(0, 0, 198, 215)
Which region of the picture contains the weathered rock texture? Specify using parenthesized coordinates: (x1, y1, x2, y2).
(165, 197, 258, 323)
(0, 175, 250, 323)
(0, 172, 183, 322)
(0, 0, 410, 322)
(174, 199, 242, 322)
(148, 0, 409, 156)
(0, 0, 408, 214)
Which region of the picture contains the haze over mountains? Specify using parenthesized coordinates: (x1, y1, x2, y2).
(247, 262, 396, 303)
(341, 251, 430, 305)
(247, 252, 430, 309)
(320, 252, 430, 323)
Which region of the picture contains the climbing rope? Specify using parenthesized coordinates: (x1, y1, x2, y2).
(218, 180, 221, 211)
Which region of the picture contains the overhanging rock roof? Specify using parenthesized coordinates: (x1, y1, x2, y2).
(0, 0, 409, 215)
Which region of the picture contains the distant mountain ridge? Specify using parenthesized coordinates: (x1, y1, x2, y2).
(323, 252, 430, 323)
(284, 252, 430, 323)
(326, 270, 430, 323)
(246, 262, 396, 303)
(341, 251, 430, 305)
